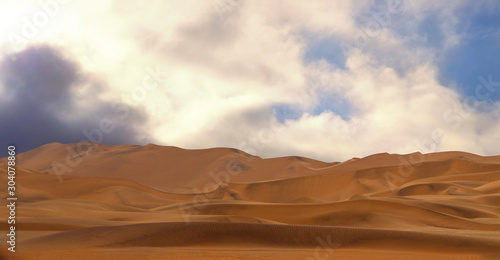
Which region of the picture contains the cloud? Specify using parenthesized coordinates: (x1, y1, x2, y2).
(0, 45, 150, 152)
(86, 1, 500, 161)
(1, 0, 499, 161)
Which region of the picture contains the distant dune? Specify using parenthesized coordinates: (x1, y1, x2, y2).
(1, 142, 500, 259)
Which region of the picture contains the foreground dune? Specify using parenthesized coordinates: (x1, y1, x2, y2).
(1, 143, 500, 259)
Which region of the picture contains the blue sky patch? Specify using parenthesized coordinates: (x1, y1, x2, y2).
(302, 33, 347, 69)
(437, 2, 500, 102)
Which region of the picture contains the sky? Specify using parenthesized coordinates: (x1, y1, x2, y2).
(0, 0, 499, 162)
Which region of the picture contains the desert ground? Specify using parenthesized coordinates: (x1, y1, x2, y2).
(1, 142, 500, 259)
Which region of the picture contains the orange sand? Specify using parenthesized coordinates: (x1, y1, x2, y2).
(1, 142, 499, 259)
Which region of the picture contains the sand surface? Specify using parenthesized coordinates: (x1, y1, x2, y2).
(1, 142, 500, 259)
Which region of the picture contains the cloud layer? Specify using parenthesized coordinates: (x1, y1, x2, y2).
(1, 0, 499, 161)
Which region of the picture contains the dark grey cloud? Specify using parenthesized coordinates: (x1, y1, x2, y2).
(0, 45, 150, 153)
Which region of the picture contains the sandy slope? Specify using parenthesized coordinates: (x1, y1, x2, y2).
(14, 142, 333, 191)
(1, 143, 500, 259)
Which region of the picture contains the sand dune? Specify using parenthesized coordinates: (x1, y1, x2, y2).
(1, 143, 500, 259)
(24, 222, 500, 252)
(14, 142, 333, 191)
